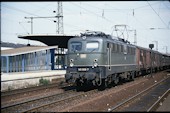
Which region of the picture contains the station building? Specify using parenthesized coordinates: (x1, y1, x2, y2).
(1, 34, 75, 74)
(1, 34, 75, 91)
(1, 45, 66, 73)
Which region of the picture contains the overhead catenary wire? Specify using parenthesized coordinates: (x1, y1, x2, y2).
(2, 3, 85, 34)
(19, 22, 30, 34)
(70, 2, 117, 25)
(147, 1, 169, 28)
(1, 3, 56, 23)
(2, 3, 87, 35)
(162, 1, 170, 11)
(79, 3, 158, 45)
(1, 2, 170, 53)
(63, 2, 113, 33)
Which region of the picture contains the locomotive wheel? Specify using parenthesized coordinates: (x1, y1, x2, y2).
(75, 80, 83, 91)
(114, 76, 119, 85)
(131, 71, 135, 81)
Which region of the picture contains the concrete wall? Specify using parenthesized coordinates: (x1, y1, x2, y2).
(1, 70, 66, 91)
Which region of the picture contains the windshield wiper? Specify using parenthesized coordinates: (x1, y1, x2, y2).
(74, 50, 78, 53)
(90, 48, 96, 53)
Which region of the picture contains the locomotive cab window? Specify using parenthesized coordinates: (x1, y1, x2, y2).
(71, 42, 82, 52)
(86, 42, 99, 52)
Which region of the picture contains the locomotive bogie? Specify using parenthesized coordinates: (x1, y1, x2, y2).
(66, 66, 105, 87)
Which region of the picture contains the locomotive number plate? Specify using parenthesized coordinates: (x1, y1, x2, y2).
(78, 68, 89, 71)
(80, 54, 86, 58)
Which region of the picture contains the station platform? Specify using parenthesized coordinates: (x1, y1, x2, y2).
(1, 70, 66, 91)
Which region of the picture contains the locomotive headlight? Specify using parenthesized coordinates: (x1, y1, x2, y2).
(93, 59, 98, 67)
(93, 62, 98, 67)
(70, 59, 74, 67)
(94, 59, 98, 62)
(70, 59, 74, 62)
(70, 62, 74, 67)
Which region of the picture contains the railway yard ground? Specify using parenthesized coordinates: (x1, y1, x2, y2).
(1, 69, 170, 112)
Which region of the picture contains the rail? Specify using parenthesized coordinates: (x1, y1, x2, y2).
(147, 89, 170, 112)
(107, 76, 169, 112)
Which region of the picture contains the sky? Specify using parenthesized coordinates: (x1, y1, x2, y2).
(1, 1, 170, 54)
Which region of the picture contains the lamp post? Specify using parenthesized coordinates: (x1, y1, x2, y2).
(149, 44, 154, 78)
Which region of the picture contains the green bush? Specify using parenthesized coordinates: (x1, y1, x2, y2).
(39, 77, 50, 86)
(8, 86, 13, 91)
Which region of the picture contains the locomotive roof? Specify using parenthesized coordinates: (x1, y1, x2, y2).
(75, 34, 136, 48)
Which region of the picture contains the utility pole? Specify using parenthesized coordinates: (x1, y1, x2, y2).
(19, 21, 32, 45)
(21, 18, 33, 45)
(129, 29, 137, 45)
(125, 29, 137, 45)
(53, 1, 64, 34)
(25, 16, 57, 34)
(134, 30, 137, 45)
(25, 17, 33, 34)
(149, 44, 154, 78)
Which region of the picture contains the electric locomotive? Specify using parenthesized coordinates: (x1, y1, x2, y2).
(65, 31, 137, 89)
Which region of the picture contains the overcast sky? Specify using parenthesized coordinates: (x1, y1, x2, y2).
(1, 1, 170, 54)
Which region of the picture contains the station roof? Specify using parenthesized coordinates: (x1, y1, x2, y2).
(1, 46, 58, 56)
(18, 34, 76, 48)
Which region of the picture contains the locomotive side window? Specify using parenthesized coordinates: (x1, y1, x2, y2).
(128, 47, 130, 54)
(132, 47, 134, 54)
(121, 45, 124, 53)
(86, 42, 99, 52)
(112, 43, 116, 52)
(117, 44, 120, 52)
(129, 47, 130, 54)
(124, 45, 127, 54)
(127, 47, 132, 54)
(71, 42, 82, 52)
(107, 43, 110, 48)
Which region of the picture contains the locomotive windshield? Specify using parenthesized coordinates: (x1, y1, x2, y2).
(69, 40, 100, 52)
(71, 42, 82, 52)
(86, 42, 99, 52)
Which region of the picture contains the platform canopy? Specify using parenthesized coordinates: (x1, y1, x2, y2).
(18, 34, 76, 48)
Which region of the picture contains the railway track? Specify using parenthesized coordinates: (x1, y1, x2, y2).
(1, 89, 98, 113)
(1, 90, 75, 113)
(2, 71, 169, 112)
(1, 73, 147, 113)
(147, 89, 170, 112)
(107, 75, 170, 112)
